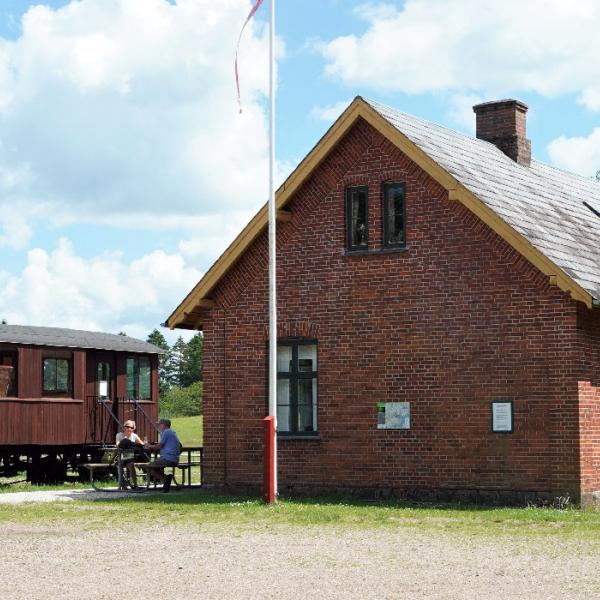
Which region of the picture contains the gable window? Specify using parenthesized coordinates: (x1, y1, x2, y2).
(383, 182, 406, 247)
(346, 186, 368, 250)
(277, 341, 318, 436)
(127, 356, 151, 400)
(43, 358, 71, 394)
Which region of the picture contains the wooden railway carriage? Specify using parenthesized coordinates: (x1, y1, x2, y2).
(0, 324, 163, 481)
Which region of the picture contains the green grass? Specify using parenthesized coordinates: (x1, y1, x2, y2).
(170, 415, 203, 447)
(1, 490, 599, 545)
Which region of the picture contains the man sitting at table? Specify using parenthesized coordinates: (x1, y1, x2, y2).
(145, 418, 181, 493)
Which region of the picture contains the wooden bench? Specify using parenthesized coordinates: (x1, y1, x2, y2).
(83, 448, 144, 492)
(82, 462, 117, 491)
(133, 461, 201, 489)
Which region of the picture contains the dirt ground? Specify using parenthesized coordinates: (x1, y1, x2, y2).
(1, 522, 599, 599)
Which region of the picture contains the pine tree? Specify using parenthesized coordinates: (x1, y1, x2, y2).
(181, 333, 203, 387)
(146, 329, 171, 397)
(169, 336, 187, 388)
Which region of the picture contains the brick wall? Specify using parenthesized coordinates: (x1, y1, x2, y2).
(578, 304, 600, 503)
(201, 117, 586, 501)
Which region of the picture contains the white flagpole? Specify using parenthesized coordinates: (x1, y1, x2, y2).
(267, 0, 278, 498)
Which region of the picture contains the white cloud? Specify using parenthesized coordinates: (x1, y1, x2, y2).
(578, 86, 600, 112)
(546, 128, 600, 177)
(309, 99, 352, 122)
(0, 212, 32, 250)
(318, 1, 600, 106)
(447, 93, 482, 134)
(0, 0, 273, 233)
(0, 237, 201, 340)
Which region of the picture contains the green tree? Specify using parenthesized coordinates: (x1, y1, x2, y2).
(169, 336, 187, 387)
(146, 329, 171, 398)
(181, 332, 203, 387)
(159, 381, 203, 417)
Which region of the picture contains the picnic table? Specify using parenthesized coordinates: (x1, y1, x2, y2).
(134, 446, 203, 490)
(83, 446, 203, 492)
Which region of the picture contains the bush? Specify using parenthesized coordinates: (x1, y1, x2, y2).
(160, 381, 203, 418)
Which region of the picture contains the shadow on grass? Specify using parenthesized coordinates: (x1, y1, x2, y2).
(96, 487, 596, 517)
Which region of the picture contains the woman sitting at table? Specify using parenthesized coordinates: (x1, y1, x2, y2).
(115, 420, 145, 488)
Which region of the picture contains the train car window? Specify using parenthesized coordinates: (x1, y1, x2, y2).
(43, 358, 71, 394)
(139, 357, 151, 400)
(127, 356, 152, 400)
(0, 351, 17, 397)
(97, 361, 111, 400)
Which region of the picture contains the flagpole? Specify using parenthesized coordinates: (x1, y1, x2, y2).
(267, 0, 278, 499)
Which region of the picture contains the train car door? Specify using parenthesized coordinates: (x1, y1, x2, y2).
(86, 353, 116, 443)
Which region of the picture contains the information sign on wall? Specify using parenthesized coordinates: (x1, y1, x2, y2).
(491, 400, 513, 433)
(377, 402, 410, 429)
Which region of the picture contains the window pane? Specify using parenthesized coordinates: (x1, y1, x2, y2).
(351, 189, 367, 247)
(139, 357, 151, 399)
(126, 358, 136, 398)
(277, 346, 292, 373)
(297, 378, 316, 432)
(385, 184, 405, 245)
(276, 379, 291, 432)
(43, 359, 57, 391)
(298, 345, 317, 372)
(97, 362, 110, 400)
(56, 359, 69, 392)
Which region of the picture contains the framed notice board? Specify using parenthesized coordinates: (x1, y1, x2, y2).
(377, 402, 410, 430)
(491, 400, 513, 433)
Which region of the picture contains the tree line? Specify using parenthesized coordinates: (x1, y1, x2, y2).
(147, 329, 203, 418)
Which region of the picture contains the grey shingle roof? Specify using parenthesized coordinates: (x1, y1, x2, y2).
(366, 99, 600, 303)
(0, 325, 164, 354)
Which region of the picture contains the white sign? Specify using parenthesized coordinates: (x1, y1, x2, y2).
(377, 402, 410, 429)
(99, 381, 108, 398)
(492, 401, 513, 432)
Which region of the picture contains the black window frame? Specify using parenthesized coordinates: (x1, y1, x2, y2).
(345, 185, 369, 251)
(276, 340, 318, 437)
(126, 356, 152, 401)
(42, 357, 72, 395)
(383, 182, 406, 248)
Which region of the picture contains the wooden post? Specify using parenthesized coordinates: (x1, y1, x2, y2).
(263, 416, 276, 503)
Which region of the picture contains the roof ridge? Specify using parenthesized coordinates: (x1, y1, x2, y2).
(1, 323, 139, 339)
(364, 97, 488, 145)
(366, 97, 600, 192)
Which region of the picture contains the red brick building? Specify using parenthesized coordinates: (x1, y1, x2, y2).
(167, 98, 600, 504)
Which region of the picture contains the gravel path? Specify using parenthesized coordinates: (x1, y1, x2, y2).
(0, 488, 130, 504)
(1, 522, 599, 599)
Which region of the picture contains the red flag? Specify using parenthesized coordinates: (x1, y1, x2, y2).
(235, 0, 265, 113)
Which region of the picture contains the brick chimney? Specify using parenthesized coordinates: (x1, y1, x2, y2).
(472, 99, 531, 166)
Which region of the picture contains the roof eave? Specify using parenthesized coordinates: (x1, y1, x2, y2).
(165, 96, 370, 330)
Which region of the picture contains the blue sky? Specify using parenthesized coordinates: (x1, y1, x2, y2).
(0, 0, 599, 341)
